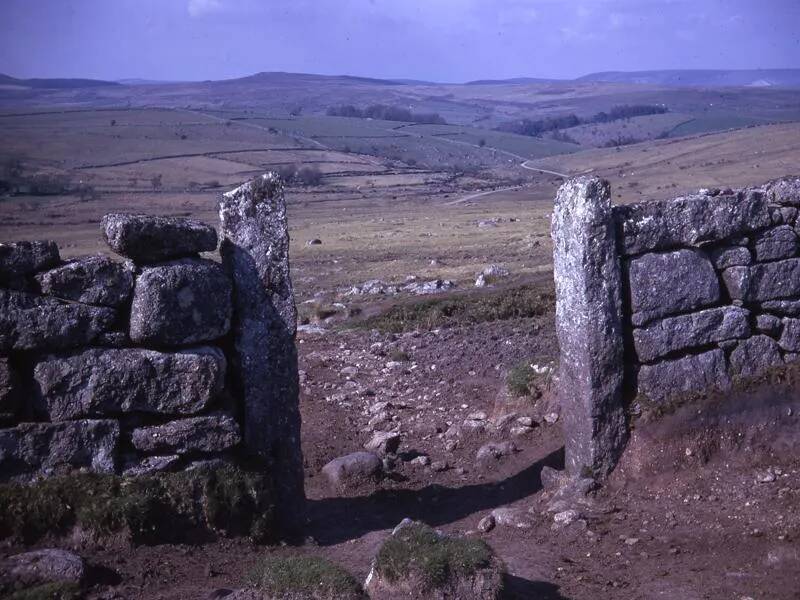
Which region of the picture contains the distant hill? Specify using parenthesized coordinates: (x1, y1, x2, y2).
(577, 69, 800, 88)
(466, 77, 559, 86)
(220, 71, 406, 86)
(0, 73, 120, 89)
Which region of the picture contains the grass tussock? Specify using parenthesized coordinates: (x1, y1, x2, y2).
(506, 359, 554, 398)
(0, 465, 274, 545)
(353, 285, 554, 333)
(375, 523, 493, 590)
(5, 582, 81, 600)
(248, 555, 364, 599)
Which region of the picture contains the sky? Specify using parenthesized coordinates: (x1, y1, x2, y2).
(1, 0, 798, 82)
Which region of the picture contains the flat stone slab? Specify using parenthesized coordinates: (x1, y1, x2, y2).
(0, 420, 119, 480)
(102, 213, 217, 262)
(754, 225, 798, 262)
(130, 259, 232, 346)
(637, 349, 731, 403)
(0, 289, 116, 352)
(628, 249, 719, 326)
(3, 549, 85, 588)
(614, 189, 770, 256)
(0, 241, 60, 282)
(36, 255, 134, 307)
(730, 335, 783, 379)
(760, 299, 800, 316)
(131, 413, 241, 455)
(723, 258, 800, 302)
(633, 306, 750, 363)
(34, 346, 226, 421)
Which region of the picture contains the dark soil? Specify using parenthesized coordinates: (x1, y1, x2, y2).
(2, 311, 799, 599)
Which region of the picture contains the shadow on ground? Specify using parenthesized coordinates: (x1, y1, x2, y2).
(308, 446, 564, 545)
(503, 575, 571, 600)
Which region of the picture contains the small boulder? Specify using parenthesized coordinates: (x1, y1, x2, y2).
(2, 548, 85, 589)
(102, 213, 218, 262)
(490, 507, 531, 529)
(365, 431, 401, 456)
(365, 520, 504, 600)
(322, 451, 382, 491)
(476, 441, 517, 463)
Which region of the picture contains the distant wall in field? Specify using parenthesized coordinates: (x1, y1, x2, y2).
(552, 175, 800, 477)
(0, 174, 304, 522)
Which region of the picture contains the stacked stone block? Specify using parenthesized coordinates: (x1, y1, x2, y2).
(616, 179, 800, 402)
(0, 215, 241, 481)
(553, 176, 800, 478)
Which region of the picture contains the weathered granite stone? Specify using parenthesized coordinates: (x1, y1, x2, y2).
(0, 241, 60, 282)
(765, 177, 800, 207)
(632, 306, 750, 363)
(33, 346, 225, 421)
(0, 357, 18, 421)
(552, 177, 626, 478)
(122, 455, 181, 477)
(321, 451, 382, 491)
(711, 246, 751, 270)
(101, 213, 218, 262)
(614, 189, 770, 255)
(131, 413, 241, 455)
(0, 289, 117, 352)
(756, 314, 783, 336)
(760, 299, 800, 316)
(628, 249, 719, 327)
(219, 174, 304, 526)
(723, 258, 800, 302)
(95, 330, 130, 348)
(637, 349, 731, 403)
(779, 318, 800, 352)
(36, 255, 134, 307)
(753, 225, 798, 262)
(129, 259, 232, 346)
(0, 420, 119, 480)
(2, 549, 85, 589)
(729, 335, 783, 379)
(780, 206, 798, 225)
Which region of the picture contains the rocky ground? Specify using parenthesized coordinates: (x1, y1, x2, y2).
(1, 312, 799, 599)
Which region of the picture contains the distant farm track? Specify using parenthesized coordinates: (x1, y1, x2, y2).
(73, 147, 326, 170)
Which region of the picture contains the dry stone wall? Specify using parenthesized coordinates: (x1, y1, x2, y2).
(0, 175, 304, 521)
(553, 176, 800, 477)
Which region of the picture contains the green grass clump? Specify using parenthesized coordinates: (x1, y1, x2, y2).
(506, 360, 538, 397)
(354, 286, 553, 333)
(375, 523, 493, 590)
(0, 465, 274, 545)
(248, 555, 364, 599)
(5, 582, 81, 600)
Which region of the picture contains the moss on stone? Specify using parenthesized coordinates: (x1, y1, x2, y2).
(248, 555, 364, 599)
(0, 465, 274, 545)
(374, 523, 493, 591)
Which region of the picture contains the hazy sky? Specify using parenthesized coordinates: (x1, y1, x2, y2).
(1, 0, 798, 82)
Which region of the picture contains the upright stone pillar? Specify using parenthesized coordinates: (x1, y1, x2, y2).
(219, 173, 305, 533)
(551, 177, 627, 478)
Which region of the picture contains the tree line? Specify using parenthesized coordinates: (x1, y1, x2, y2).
(327, 104, 447, 125)
(497, 104, 668, 138)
